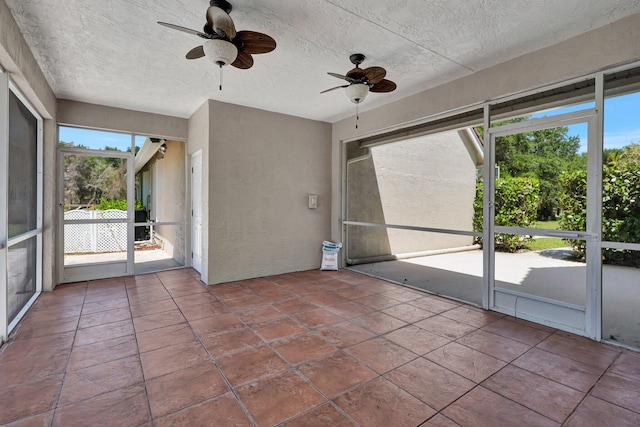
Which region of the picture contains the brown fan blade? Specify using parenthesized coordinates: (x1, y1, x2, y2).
(231, 50, 254, 69)
(320, 85, 349, 94)
(236, 31, 276, 54)
(186, 46, 205, 60)
(370, 79, 397, 93)
(328, 72, 358, 83)
(362, 66, 386, 84)
(206, 6, 236, 39)
(158, 22, 211, 39)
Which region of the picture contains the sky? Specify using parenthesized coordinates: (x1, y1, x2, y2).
(59, 92, 638, 154)
(59, 127, 146, 151)
(531, 91, 640, 153)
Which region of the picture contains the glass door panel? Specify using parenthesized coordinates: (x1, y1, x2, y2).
(488, 113, 597, 335)
(601, 90, 640, 349)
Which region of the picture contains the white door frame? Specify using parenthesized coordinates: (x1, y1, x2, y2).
(485, 108, 601, 338)
(191, 150, 203, 273)
(0, 70, 8, 342)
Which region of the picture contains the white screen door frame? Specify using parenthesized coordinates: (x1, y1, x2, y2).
(485, 109, 602, 339)
(59, 146, 135, 283)
(0, 75, 44, 341)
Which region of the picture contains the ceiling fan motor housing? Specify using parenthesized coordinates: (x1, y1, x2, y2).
(210, 0, 232, 13)
(349, 53, 366, 66)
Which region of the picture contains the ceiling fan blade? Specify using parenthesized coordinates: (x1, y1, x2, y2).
(206, 6, 236, 39)
(186, 45, 205, 60)
(328, 72, 357, 83)
(158, 22, 211, 39)
(236, 31, 276, 54)
(370, 79, 397, 93)
(231, 50, 254, 69)
(362, 66, 386, 84)
(320, 85, 349, 94)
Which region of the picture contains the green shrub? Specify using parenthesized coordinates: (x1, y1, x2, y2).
(557, 170, 586, 257)
(97, 198, 143, 210)
(559, 163, 640, 267)
(474, 177, 540, 252)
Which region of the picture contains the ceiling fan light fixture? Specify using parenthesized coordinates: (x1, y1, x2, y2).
(203, 39, 238, 66)
(346, 83, 369, 104)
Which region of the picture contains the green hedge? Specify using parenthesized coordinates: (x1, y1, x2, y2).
(559, 163, 640, 267)
(97, 198, 144, 211)
(474, 177, 540, 252)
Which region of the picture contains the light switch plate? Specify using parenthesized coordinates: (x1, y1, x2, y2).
(308, 194, 318, 209)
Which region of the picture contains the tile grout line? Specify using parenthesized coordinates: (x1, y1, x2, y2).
(560, 349, 638, 423)
(244, 277, 364, 426)
(127, 272, 166, 427)
(48, 279, 89, 427)
(167, 277, 261, 427)
(9, 268, 638, 426)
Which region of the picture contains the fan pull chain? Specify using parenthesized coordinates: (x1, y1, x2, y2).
(355, 103, 359, 129)
(219, 63, 223, 91)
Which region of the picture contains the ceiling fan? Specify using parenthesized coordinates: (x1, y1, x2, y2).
(322, 53, 397, 102)
(322, 54, 396, 128)
(158, 0, 276, 89)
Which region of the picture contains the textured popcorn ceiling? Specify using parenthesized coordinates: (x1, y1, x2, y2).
(5, 0, 640, 122)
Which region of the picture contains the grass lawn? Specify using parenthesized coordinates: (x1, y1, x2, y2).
(533, 220, 560, 230)
(524, 237, 569, 251)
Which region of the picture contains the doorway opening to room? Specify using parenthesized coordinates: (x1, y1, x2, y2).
(59, 127, 188, 282)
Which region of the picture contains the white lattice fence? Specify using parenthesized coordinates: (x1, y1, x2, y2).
(64, 209, 127, 254)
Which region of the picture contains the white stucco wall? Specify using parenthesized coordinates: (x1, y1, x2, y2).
(206, 101, 332, 284)
(150, 140, 186, 264)
(347, 130, 476, 259)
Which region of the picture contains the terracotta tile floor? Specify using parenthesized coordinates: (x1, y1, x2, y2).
(1, 268, 639, 426)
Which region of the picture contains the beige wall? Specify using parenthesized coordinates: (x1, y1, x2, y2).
(331, 13, 640, 248)
(347, 130, 477, 260)
(57, 100, 188, 140)
(143, 140, 186, 264)
(1, 0, 57, 291)
(205, 101, 332, 284)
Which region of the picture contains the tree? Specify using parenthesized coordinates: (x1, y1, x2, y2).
(478, 116, 583, 220)
(559, 142, 640, 266)
(61, 141, 127, 208)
